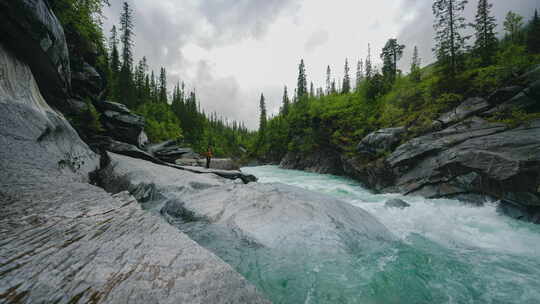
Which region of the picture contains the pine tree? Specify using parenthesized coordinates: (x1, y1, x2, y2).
(527, 9, 540, 53)
(432, 0, 469, 76)
(159, 67, 167, 103)
(118, 1, 136, 107)
(365, 44, 373, 80)
(410, 46, 422, 82)
(325, 65, 332, 95)
(473, 0, 498, 66)
(342, 58, 351, 94)
(380, 38, 405, 83)
(355, 60, 364, 90)
(504, 11, 524, 44)
(282, 86, 290, 116)
(109, 25, 120, 76)
(258, 93, 267, 142)
(120, 2, 134, 71)
(297, 59, 308, 101)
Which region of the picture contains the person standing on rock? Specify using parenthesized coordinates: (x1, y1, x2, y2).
(205, 145, 213, 169)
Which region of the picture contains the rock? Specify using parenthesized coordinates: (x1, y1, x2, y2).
(357, 127, 407, 156)
(173, 165, 257, 184)
(163, 182, 394, 252)
(175, 158, 240, 170)
(280, 149, 344, 175)
(71, 61, 103, 100)
(386, 116, 540, 208)
(175, 158, 200, 166)
(92, 136, 158, 164)
(205, 158, 240, 170)
(385, 198, 411, 209)
(146, 140, 198, 163)
(0, 43, 269, 304)
(95, 100, 147, 147)
(486, 86, 523, 105)
(435, 97, 490, 126)
(0, 0, 71, 107)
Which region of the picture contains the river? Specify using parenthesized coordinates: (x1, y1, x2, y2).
(178, 165, 540, 303)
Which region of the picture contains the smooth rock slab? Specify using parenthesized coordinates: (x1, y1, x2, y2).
(0, 44, 269, 304)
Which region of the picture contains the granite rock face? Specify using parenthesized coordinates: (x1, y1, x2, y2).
(356, 127, 407, 156)
(0, 43, 269, 304)
(280, 148, 344, 175)
(0, 0, 71, 107)
(94, 100, 148, 147)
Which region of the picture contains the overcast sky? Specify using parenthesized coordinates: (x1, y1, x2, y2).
(104, 0, 538, 129)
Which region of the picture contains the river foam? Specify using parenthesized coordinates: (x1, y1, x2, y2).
(241, 165, 540, 303)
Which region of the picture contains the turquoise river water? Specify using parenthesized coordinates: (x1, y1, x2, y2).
(179, 165, 540, 304)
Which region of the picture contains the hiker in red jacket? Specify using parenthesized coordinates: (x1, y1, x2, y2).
(204, 146, 213, 169)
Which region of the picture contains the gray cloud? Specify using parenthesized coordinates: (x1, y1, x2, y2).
(104, 0, 301, 128)
(305, 29, 329, 53)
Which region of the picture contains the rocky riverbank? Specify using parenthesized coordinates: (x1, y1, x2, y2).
(281, 68, 540, 223)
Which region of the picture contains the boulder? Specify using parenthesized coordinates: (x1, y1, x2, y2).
(0, 0, 71, 107)
(435, 97, 490, 126)
(146, 140, 199, 163)
(0, 43, 269, 304)
(71, 61, 103, 100)
(173, 165, 257, 184)
(357, 127, 407, 156)
(385, 198, 411, 209)
(386, 116, 540, 207)
(95, 100, 147, 147)
(280, 149, 344, 175)
(176, 158, 240, 170)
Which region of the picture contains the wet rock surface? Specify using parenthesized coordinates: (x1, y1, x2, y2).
(0, 44, 269, 304)
(357, 127, 407, 156)
(280, 148, 344, 175)
(385, 198, 411, 209)
(0, 0, 71, 107)
(94, 100, 148, 147)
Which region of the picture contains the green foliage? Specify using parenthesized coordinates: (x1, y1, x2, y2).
(67, 99, 104, 137)
(136, 102, 182, 143)
(488, 108, 540, 128)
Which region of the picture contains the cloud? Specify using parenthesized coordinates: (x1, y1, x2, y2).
(304, 29, 329, 53)
(103, 0, 301, 128)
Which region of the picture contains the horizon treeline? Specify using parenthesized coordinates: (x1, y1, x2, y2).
(254, 1, 540, 161)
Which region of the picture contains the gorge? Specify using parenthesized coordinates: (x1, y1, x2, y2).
(1, 0, 540, 303)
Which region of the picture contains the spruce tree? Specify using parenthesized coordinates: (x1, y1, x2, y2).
(504, 11, 524, 44)
(120, 2, 134, 71)
(325, 65, 332, 95)
(365, 44, 373, 80)
(282, 86, 290, 116)
(118, 1, 135, 107)
(159, 67, 167, 103)
(381, 38, 405, 83)
(310, 82, 315, 98)
(527, 9, 540, 53)
(109, 25, 120, 76)
(356, 60, 364, 91)
(297, 59, 308, 100)
(473, 0, 498, 66)
(342, 58, 351, 94)
(410, 46, 422, 82)
(432, 0, 469, 76)
(258, 93, 267, 142)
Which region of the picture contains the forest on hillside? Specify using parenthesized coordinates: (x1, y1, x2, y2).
(48, 0, 540, 162)
(49, 0, 256, 158)
(254, 1, 540, 163)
